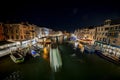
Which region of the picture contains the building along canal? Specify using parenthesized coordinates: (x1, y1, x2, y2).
(1, 42, 120, 80)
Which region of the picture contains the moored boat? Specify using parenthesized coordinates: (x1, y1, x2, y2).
(10, 51, 24, 63)
(31, 49, 40, 57)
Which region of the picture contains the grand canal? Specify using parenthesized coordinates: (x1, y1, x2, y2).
(1, 42, 120, 80)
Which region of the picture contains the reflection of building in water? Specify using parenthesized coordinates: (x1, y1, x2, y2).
(43, 47, 48, 55)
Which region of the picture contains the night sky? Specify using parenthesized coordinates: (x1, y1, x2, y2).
(0, 0, 120, 32)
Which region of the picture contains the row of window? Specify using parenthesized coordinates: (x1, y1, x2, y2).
(97, 32, 119, 38)
(23, 26, 34, 29)
(97, 32, 108, 36)
(6, 35, 34, 40)
(76, 32, 94, 34)
(97, 26, 120, 31)
(96, 38, 109, 43)
(96, 38, 117, 44)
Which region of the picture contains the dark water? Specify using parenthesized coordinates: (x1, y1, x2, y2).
(0, 55, 50, 80)
(0, 43, 120, 80)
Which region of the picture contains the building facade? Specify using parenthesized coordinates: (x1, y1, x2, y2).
(0, 23, 4, 41)
(75, 27, 95, 40)
(4, 23, 36, 41)
(74, 19, 120, 60)
(75, 19, 120, 46)
(35, 26, 43, 38)
(35, 26, 53, 38)
(95, 19, 120, 46)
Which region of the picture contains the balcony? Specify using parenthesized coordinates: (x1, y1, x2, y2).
(30, 30, 35, 32)
(107, 32, 119, 38)
(26, 31, 30, 34)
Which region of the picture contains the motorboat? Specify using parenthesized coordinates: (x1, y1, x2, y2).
(31, 49, 40, 57)
(10, 51, 24, 63)
(84, 45, 95, 54)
